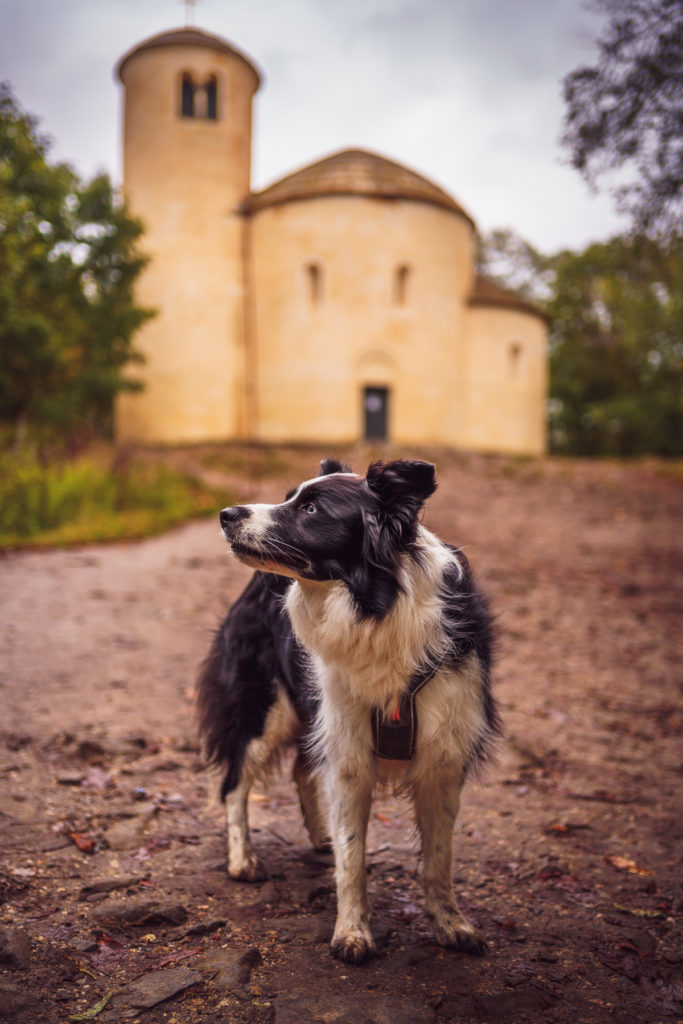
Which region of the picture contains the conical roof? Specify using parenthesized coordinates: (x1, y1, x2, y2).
(468, 275, 549, 322)
(244, 148, 474, 224)
(116, 27, 261, 87)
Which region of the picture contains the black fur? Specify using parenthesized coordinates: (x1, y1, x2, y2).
(198, 458, 498, 801)
(197, 572, 314, 800)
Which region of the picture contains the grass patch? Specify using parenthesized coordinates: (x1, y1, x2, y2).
(0, 449, 230, 549)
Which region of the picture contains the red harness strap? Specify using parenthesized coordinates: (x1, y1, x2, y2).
(370, 664, 438, 761)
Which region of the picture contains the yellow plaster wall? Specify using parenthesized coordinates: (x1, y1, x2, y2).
(463, 307, 548, 455)
(248, 195, 475, 446)
(115, 43, 258, 443)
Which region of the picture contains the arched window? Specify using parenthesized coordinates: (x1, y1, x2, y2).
(393, 263, 411, 306)
(180, 73, 195, 117)
(205, 75, 218, 120)
(508, 341, 523, 378)
(304, 261, 324, 307)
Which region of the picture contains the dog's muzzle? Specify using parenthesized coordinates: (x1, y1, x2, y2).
(219, 505, 252, 539)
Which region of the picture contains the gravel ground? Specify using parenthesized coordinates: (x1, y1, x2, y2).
(0, 447, 681, 1024)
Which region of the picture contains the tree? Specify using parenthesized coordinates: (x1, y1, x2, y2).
(0, 82, 153, 449)
(478, 227, 683, 456)
(561, 0, 683, 238)
(475, 228, 554, 305)
(547, 234, 682, 455)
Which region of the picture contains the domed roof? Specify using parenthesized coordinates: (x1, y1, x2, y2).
(243, 148, 474, 224)
(116, 27, 261, 87)
(468, 275, 549, 323)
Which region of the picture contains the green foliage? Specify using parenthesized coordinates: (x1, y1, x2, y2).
(548, 235, 683, 455)
(478, 229, 683, 456)
(561, 0, 683, 238)
(0, 82, 153, 448)
(475, 228, 555, 304)
(0, 448, 229, 547)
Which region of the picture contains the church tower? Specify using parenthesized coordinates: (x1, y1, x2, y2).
(114, 28, 260, 442)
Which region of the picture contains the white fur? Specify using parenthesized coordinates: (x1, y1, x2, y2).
(282, 525, 489, 962)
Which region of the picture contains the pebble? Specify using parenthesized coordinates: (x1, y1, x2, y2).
(78, 875, 141, 898)
(0, 979, 35, 1019)
(109, 966, 202, 1010)
(193, 945, 262, 998)
(90, 897, 187, 928)
(0, 926, 31, 970)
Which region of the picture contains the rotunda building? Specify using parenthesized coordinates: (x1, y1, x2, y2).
(114, 26, 548, 454)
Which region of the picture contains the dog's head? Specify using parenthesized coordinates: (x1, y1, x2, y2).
(220, 458, 437, 618)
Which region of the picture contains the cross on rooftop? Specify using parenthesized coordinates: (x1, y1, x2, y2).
(182, 0, 198, 27)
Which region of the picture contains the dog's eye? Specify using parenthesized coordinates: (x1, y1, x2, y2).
(302, 503, 317, 514)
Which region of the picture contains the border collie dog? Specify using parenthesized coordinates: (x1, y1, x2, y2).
(198, 458, 498, 965)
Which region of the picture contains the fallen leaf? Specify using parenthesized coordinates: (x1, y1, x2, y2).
(70, 832, 96, 855)
(153, 945, 204, 970)
(612, 903, 662, 919)
(68, 991, 113, 1021)
(604, 855, 654, 876)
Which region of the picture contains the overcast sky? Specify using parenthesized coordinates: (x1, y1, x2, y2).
(0, 0, 629, 252)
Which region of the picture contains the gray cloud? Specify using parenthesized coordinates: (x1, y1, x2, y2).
(0, 0, 626, 250)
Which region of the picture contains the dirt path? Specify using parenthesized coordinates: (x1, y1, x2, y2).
(1, 451, 681, 1023)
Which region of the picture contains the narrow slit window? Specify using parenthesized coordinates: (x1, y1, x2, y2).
(393, 263, 411, 306)
(205, 75, 218, 119)
(305, 262, 324, 306)
(181, 73, 195, 117)
(508, 341, 523, 377)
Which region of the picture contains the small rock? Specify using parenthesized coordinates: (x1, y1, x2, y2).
(113, 966, 202, 1009)
(183, 918, 228, 937)
(101, 820, 146, 850)
(0, 979, 35, 1018)
(627, 929, 657, 956)
(79, 875, 141, 899)
(56, 772, 85, 786)
(67, 937, 99, 954)
(194, 946, 261, 998)
(91, 898, 187, 928)
(0, 926, 31, 970)
(75, 739, 107, 763)
(274, 916, 331, 945)
(257, 880, 278, 904)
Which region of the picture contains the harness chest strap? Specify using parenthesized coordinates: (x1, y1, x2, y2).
(370, 663, 439, 761)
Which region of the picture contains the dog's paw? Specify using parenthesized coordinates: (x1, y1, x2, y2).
(330, 927, 377, 965)
(428, 908, 488, 956)
(438, 924, 488, 956)
(227, 853, 268, 883)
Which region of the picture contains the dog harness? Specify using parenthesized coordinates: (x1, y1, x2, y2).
(371, 663, 439, 761)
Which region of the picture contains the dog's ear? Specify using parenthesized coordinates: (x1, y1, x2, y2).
(320, 457, 352, 476)
(354, 461, 437, 619)
(365, 460, 436, 514)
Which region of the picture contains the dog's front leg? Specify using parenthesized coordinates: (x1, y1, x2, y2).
(413, 772, 487, 955)
(327, 766, 376, 964)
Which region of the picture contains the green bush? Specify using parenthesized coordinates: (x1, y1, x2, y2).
(0, 451, 228, 547)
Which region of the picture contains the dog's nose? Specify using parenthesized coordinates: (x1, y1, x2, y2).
(219, 506, 252, 530)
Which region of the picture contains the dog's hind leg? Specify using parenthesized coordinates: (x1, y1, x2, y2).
(292, 750, 329, 852)
(412, 771, 488, 955)
(225, 766, 268, 882)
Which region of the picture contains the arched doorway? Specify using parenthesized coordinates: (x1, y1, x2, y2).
(363, 386, 390, 441)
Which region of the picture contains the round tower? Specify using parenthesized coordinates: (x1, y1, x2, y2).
(114, 28, 261, 443)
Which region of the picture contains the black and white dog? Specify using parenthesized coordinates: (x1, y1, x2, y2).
(198, 458, 498, 964)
